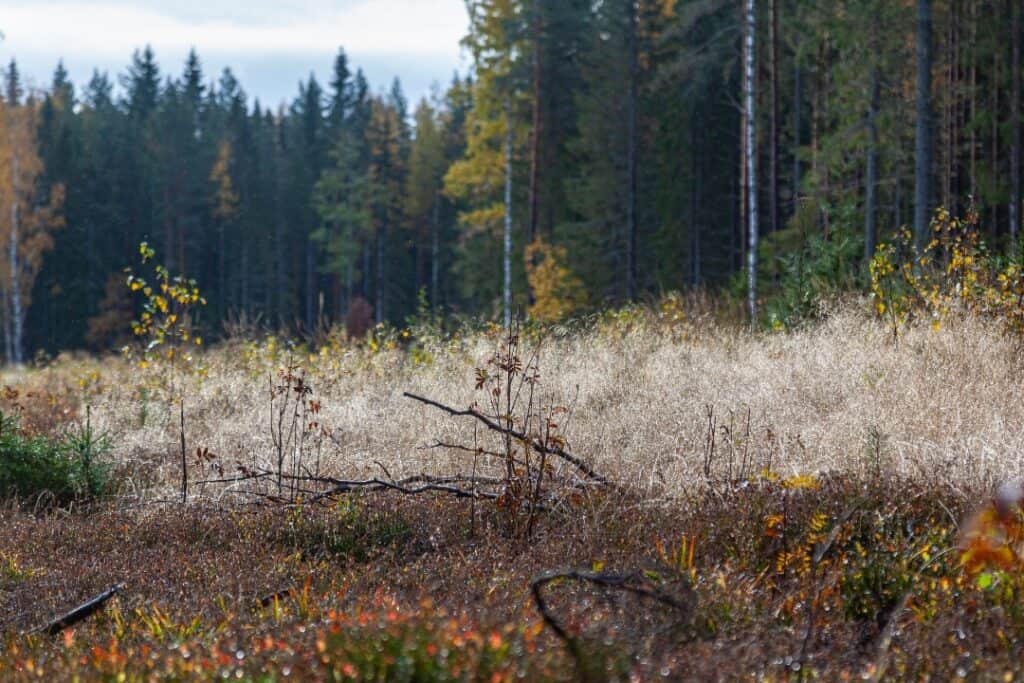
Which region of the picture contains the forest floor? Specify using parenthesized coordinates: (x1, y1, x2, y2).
(2, 303, 1024, 680)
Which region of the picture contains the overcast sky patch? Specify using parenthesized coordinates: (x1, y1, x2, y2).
(0, 0, 469, 108)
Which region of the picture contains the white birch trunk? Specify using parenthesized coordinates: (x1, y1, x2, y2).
(8, 137, 22, 365)
(745, 0, 758, 323)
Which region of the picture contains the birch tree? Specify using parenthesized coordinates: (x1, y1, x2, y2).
(0, 91, 64, 364)
(744, 0, 758, 322)
(444, 0, 529, 323)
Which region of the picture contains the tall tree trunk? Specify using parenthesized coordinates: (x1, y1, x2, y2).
(241, 240, 249, 316)
(941, 7, 952, 213)
(745, 0, 758, 322)
(993, 44, 1001, 238)
(690, 122, 701, 287)
(950, 1, 961, 217)
(375, 223, 386, 325)
(217, 222, 226, 318)
(345, 225, 353, 316)
(8, 179, 22, 363)
(739, 63, 748, 271)
(793, 58, 801, 211)
(811, 48, 820, 185)
(273, 147, 286, 327)
(1011, 0, 1021, 246)
(914, 0, 934, 250)
(8, 140, 23, 365)
(431, 198, 440, 312)
(893, 170, 902, 237)
(1, 284, 11, 365)
(164, 202, 175, 273)
(503, 110, 513, 329)
(305, 238, 315, 328)
(528, 2, 544, 246)
(86, 219, 96, 317)
(768, 0, 779, 234)
(969, 0, 977, 200)
(626, 0, 639, 300)
(865, 65, 880, 264)
(362, 241, 371, 302)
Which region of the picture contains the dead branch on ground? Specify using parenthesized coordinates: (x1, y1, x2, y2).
(29, 583, 125, 636)
(531, 569, 694, 670)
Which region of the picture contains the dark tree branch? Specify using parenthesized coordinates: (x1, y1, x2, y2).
(30, 583, 125, 636)
(403, 392, 611, 485)
(531, 569, 693, 669)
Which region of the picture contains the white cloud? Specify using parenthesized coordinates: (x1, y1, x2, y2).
(0, 0, 469, 107)
(1, 0, 467, 59)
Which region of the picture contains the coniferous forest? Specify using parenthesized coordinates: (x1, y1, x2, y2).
(0, 0, 1022, 358)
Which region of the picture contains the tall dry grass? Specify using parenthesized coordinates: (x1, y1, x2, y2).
(8, 303, 1023, 503)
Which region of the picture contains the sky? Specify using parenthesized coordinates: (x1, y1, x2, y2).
(0, 0, 470, 109)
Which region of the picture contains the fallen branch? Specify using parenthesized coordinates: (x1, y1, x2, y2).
(403, 392, 611, 485)
(869, 547, 956, 682)
(202, 469, 510, 505)
(304, 473, 505, 503)
(192, 471, 275, 487)
(30, 583, 125, 636)
(531, 569, 693, 669)
(795, 501, 862, 680)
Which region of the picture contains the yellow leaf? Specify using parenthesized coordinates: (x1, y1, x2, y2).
(782, 473, 820, 491)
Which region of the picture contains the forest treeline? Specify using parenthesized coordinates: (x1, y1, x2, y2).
(0, 0, 1020, 359)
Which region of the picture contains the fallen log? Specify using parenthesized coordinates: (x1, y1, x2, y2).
(30, 583, 125, 636)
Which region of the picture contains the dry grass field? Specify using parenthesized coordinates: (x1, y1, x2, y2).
(50, 303, 1024, 499)
(3, 304, 1024, 680)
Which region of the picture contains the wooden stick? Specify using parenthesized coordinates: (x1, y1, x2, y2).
(30, 583, 125, 636)
(180, 401, 187, 503)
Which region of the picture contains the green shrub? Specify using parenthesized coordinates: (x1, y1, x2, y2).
(0, 410, 113, 506)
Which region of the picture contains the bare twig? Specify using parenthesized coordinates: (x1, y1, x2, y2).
(403, 392, 611, 485)
(795, 501, 862, 679)
(531, 569, 694, 671)
(869, 547, 956, 682)
(305, 474, 505, 503)
(179, 401, 187, 503)
(192, 471, 275, 486)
